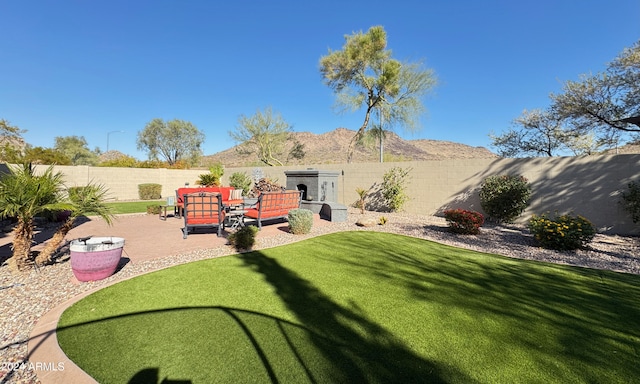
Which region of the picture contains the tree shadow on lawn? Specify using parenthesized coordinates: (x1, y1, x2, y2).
(49, 243, 473, 383)
(50, 304, 468, 384)
(311, 232, 640, 383)
(237, 250, 473, 383)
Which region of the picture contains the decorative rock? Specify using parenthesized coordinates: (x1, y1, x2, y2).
(356, 217, 378, 227)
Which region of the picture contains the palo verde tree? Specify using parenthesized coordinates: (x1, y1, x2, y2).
(320, 26, 437, 162)
(137, 118, 205, 166)
(230, 107, 291, 166)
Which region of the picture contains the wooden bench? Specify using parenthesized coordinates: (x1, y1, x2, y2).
(182, 192, 225, 238)
(244, 190, 302, 229)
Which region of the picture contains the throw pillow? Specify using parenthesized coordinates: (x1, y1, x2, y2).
(230, 189, 243, 200)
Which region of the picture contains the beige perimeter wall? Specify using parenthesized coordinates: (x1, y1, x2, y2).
(31, 154, 640, 235)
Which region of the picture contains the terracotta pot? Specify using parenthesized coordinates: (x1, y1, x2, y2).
(70, 237, 125, 282)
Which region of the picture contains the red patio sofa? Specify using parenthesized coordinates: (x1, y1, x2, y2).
(176, 186, 243, 217)
(244, 190, 302, 229)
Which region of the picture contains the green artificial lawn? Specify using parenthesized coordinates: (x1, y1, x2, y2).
(105, 200, 164, 214)
(57, 232, 640, 384)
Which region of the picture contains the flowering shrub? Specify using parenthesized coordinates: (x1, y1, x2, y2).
(479, 175, 531, 223)
(444, 209, 484, 235)
(528, 213, 596, 251)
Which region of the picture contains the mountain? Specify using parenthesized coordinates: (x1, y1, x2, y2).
(202, 128, 498, 167)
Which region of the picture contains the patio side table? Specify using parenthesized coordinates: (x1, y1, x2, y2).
(159, 196, 178, 220)
(227, 209, 247, 230)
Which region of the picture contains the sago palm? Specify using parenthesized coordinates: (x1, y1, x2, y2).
(35, 183, 115, 266)
(0, 164, 68, 271)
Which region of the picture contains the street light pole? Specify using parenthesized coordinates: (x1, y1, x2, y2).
(106, 130, 124, 152)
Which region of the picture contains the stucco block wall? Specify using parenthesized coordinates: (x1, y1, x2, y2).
(28, 154, 640, 235)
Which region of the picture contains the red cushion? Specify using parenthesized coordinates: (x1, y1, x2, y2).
(261, 210, 289, 218)
(186, 217, 223, 225)
(178, 187, 236, 204)
(244, 209, 288, 219)
(244, 208, 260, 219)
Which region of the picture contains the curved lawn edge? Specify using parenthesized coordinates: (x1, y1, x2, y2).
(58, 231, 640, 383)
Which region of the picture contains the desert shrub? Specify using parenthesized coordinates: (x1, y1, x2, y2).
(146, 204, 161, 214)
(230, 172, 253, 196)
(378, 216, 388, 225)
(444, 209, 484, 235)
(138, 183, 162, 200)
(228, 225, 259, 251)
(620, 181, 640, 224)
(355, 187, 369, 214)
(528, 213, 596, 251)
(288, 209, 314, 234)
(479, 175, 531, 223)
(381, 167, 412, 212)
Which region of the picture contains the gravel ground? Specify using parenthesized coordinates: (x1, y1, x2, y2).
(1, 210, 639, 383)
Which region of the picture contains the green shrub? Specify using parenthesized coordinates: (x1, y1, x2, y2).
(197, 162, 225, 186)
(229, 172, 252, 196)
(381, 167, 412, 212)
(288, 209, 314, 235)
(146, 204, 161, 214)
(196, 173, 218, 187)
(138, 183, 162, 200)
(620, 181, 640, 224)
(228, 225, 259, 251)
(444, 209, 484, 235)
(528, 213, 596, 251)
(479, 175, 531, 223)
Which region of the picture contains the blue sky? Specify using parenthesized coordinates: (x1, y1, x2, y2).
(1, 0, 638, 160)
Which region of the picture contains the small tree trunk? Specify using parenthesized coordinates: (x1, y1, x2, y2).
(35, 217, 75, 266)
(347, 104, 375, 163)
(347, 125, 367, 164)
(9, 218, 35, 272)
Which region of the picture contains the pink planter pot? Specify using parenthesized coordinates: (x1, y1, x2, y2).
(70, 237, 125, 282)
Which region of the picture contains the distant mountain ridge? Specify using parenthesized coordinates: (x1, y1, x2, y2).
(202, 128, 498, 167)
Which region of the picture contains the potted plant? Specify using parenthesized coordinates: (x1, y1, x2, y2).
(69, 236, 125, 281)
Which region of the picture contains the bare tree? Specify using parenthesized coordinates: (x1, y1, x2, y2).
(229, 107, 291, 166)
